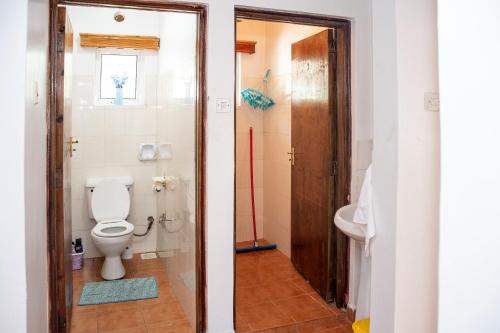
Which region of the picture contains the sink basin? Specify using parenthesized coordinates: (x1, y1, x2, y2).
(334, 204, 365, 242)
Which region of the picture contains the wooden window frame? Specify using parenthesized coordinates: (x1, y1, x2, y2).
(236, 40, 256, 54)
(47, 1, 207, 332)
(80, 33, 160, 50)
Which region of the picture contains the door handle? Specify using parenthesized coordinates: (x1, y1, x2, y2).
(287, 147, 303, 166)
(287, 148, 295, 166)
(67, 137, 79, 157)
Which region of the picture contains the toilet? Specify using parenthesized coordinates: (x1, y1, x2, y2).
(86, 177, 135, 280)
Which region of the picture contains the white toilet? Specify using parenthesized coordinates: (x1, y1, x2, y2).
(86, 177, 135, 280)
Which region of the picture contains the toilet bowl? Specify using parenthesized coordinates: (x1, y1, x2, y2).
(88, 178, 135, 280)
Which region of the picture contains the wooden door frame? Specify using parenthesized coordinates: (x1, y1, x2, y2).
(47, 1, 207, 332)
(233, 6, 352, 314)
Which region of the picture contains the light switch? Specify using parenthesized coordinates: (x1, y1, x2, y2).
(424, 92, 439, 112)
(216, 98, 231, 113)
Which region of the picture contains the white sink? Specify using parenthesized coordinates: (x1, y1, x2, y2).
(334, 204, 365, 242)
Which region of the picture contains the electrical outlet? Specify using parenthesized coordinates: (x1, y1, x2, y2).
(216, 98, 231, 113)
(424, 92, 439, 112)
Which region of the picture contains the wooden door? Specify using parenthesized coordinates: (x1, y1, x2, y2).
(291, 29, 336, 302)
(55, 6, 74, 332)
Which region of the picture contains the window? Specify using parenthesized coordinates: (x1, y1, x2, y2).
(95, 49, 144, 106)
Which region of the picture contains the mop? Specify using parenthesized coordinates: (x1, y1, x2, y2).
(236, 127, 277, 254)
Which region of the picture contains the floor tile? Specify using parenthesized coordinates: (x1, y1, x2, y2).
(274, 295, 331, 322)
(236, 285, 271, 307)
(146, 320, 193, 333)
(72, 257, 194, 332)
(101, 327, 148, 333)
(263, 281, 306, 300)
(237, 301, 294, 331)
(141, 302, 188, 325)
(71, 311, 98, 333)
(97, 308, 144, 332)
(234, 244, 353, 333)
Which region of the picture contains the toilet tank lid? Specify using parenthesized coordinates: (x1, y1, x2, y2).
(85, 176, 134, 188)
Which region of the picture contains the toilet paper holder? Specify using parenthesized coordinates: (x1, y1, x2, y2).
(152, 176, 166, 192)
(152, 176, 178, 192)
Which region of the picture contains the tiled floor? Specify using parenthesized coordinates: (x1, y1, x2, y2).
(235, 242, 352, 333)
(71, 255, 193, 333)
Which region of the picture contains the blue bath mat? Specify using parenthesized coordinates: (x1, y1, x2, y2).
(78, 277, 158, 305)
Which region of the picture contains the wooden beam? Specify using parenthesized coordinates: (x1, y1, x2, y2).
(236, 40, 257, 54)
(80, 33, 160, 50)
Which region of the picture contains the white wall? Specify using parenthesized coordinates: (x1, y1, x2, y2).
(199, 1, 372, 332)
(438, 0, 500, 332)
(393, 0, 439, 332)
(371, 0, 439, 332)
(235, 20, 266, 244)
(0, 1, 29, 332)
(25, 0, 50, 331)
(0, 0, 49, 332)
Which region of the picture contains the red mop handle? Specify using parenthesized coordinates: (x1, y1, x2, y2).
(249, 127, 258, 244)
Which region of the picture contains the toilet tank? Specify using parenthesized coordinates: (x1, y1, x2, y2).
(85, 176, 134, 220)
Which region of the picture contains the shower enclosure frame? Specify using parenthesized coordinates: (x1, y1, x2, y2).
(233, 5, 352, 322)
(46, 0, 207, 332)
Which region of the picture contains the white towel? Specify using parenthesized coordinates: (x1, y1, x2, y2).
(353, 164, 376, 256)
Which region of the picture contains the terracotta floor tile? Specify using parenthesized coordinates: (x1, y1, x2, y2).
(236, 285, 271, 307)
(235, 245, 352, 332)
(274, 295, 331, 322)
(71, 311, 98, 333)
(101, 327, 148, 333)
(256, 324, 298, 333)
(141, 302, 188, 325)
(237, 301, 294, 331)
(294, 317, 346, 333)
(146, 320, 193, 333)
(95, 300, 140, 314)
(290, 277, 317, 294)
(72, 257, 193, 332)
(72, 303, 98, 315)
(263, 281, 306, 300)
(235, 311, 253, 333)
(97, 309, 144, 332)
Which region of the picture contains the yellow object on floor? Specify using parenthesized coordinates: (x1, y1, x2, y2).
(352, 319, 370, 333)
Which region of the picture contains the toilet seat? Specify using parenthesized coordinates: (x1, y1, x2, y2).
(92, 220, 134, 238)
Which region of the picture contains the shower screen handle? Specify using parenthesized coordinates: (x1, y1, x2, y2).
(67, 137, 79, 157)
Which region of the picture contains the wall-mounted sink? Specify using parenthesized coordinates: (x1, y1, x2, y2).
(334, 204, 365, 242)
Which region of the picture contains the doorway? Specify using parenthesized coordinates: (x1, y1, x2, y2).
(234, 8, 351, 333)
(47, 1, 206, 332)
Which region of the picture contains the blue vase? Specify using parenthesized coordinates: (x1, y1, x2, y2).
(115, 87, 123, 105)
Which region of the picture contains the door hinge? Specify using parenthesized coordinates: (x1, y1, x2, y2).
(332, 161, 338, 176)
(54, 168, 63, 189)
(57, 315, 66, 332)
(56, 31, 65, 53)
(331, 39, 337, 53)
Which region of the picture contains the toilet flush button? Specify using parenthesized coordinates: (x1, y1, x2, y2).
(216, 98, 231, 113)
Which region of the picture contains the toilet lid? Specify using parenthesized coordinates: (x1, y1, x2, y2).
(91, 178, 130, 222)
(92, 221, 134, 238)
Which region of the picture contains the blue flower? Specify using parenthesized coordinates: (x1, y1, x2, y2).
(111, 75, 128, 88)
